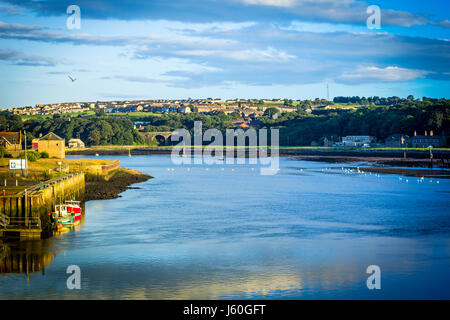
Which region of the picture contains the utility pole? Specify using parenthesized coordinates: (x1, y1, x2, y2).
(327, 83, 330, 101)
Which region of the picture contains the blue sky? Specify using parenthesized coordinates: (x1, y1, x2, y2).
(0, 0, 449, 107)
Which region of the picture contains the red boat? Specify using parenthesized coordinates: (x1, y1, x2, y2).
(53, 200, 82, 226)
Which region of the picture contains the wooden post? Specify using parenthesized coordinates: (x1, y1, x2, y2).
(24, 189, 28, 228)
(17, 196, 21, 219)
(430, 148, 433, 169)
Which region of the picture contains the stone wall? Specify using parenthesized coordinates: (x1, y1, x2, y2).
(38, 139, 65, 159)
(0, 173, 85, 237)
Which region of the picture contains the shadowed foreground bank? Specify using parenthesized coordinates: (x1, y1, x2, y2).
(84, 168, 153, 201)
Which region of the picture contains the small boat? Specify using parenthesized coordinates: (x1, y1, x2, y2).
(53, 200, 82, 227)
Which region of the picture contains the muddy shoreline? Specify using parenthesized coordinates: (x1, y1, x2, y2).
(84, 168, 152, 201)
(289, 155, 450, 178)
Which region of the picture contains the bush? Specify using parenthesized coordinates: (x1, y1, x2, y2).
(26, 150, 41, 162)
(0, 146, 11, 158)
(40, 151, 49, 158)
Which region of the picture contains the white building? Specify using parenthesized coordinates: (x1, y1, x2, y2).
(341, 136, 374, 147)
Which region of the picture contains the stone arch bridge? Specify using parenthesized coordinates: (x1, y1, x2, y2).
(140, 132, 173, 145)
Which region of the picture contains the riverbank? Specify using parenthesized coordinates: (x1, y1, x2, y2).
(68, 146, 450, 160)
(84, 167, 153, 201)
(289, 155, 450, 178)
(0, 157, 152, 201)
(289, 154, 448, 167)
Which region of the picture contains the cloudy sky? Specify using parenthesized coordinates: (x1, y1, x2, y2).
(0, 0, 449, 107)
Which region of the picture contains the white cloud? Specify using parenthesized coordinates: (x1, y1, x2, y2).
(241, 0, 299, 7)
(338, 66, 430, 84)
(173, 47, 294, 62)
(241, 0, 354, 7)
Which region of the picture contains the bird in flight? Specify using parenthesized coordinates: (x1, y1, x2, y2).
(68, 75, 77, 82)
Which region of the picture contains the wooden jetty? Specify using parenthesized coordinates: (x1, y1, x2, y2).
(0, 172, 85, 240)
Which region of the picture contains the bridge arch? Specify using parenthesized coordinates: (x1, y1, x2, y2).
(140, 132, 173, 145)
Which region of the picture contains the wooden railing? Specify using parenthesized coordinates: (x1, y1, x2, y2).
(15, 172, 84, 196)
(7, 217, 41, 229)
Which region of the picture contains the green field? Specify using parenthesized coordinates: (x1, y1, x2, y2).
(23, 111, 96, 120)
(108, 112, 163, 117)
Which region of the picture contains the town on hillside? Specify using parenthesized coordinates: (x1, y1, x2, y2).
(0, 96, 448, 149)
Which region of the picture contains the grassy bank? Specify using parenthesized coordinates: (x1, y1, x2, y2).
(0, 158, 118, 183)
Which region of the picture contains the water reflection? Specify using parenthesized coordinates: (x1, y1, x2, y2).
(0, 241, 56, 278)
(0, 206, 86, 279)
(1, 155, 449, 299)
(53, 212, 85, 237)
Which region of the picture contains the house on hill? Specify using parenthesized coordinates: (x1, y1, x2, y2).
(0, 132, 22, 151)
(38, 132, 65, 158)
(68, 138, 85, 149)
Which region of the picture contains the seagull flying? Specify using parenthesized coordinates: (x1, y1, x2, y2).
(68, 75, 77, 82)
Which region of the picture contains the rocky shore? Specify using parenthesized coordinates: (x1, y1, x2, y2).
(84, 168, 152, 201)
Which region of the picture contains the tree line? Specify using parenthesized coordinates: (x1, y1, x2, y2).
(260, 99, 450, 146)
(1, 98, 449, 147)
(0, 113, 144, 146)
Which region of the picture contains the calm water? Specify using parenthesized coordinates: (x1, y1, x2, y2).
(1, 155, 449, 299)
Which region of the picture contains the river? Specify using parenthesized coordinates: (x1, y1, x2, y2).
(1, 154, 449, 299)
